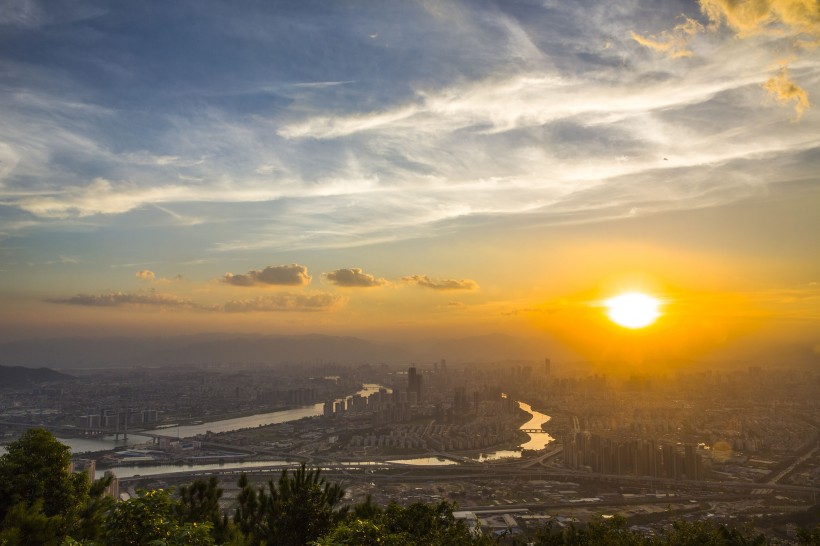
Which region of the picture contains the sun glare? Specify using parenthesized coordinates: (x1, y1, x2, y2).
(605, 292, 661, 329)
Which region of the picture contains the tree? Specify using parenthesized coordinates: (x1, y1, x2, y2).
(0, 500, 64, 546)
(105, 488, 213, 546)
(525, 517, 769, 546)
(234, 464, 347, 546)
(72, 472, 116, 543)
(798, 523, 820, 545)
(177, 476, 232, 544)
(317, 500, 493, 546)
(0, 428, 89, 540)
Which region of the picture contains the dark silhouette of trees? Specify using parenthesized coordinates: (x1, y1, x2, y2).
(523, 516, 770, 546)
(1, 430, 817, 545)
(316, 499, 494, 546)
(105, 488, 213, 546)
(0, 428, 90, 543)
(234, 464, 346, 546)
(177, 476, 231, 543)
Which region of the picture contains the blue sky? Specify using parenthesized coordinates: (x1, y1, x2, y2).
(0, 0, 818, 352)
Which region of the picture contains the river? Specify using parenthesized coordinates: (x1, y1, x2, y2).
(0, 384, 387, 455)
(2, 391, 554, 471)
(473, 401, 554, 461)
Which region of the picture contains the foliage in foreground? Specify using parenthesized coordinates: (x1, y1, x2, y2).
(1, 429, 819, 545)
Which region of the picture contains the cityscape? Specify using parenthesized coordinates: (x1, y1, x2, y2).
(1, 343, 818, 542)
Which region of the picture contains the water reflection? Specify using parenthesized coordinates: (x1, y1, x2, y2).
(473, 401, 554, 461)
(104, 459, 296, 479)
(41, 384, 387, 453)
(387, 457, 458, 466)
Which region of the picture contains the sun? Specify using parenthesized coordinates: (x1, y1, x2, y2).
(605, 292, 661, 329)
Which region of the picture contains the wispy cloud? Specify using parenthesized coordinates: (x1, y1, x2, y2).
(45, 289, 344, 313)
(0, 0, 817, 261)
(630, 16, 704, 58)
(222, 292, 346, 313)
(46, 291, 203, 310)
(401, 275, 479, 291)
(291, 81, 355, 89)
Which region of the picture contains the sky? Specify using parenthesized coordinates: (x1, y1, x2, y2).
(0, 0, 818, 362)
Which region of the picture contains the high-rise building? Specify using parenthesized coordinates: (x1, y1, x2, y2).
(408, 366, 423, 401)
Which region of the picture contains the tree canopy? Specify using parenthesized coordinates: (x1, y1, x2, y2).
(1, 429, 817, 545)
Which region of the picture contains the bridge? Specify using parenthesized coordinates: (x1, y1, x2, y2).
(0, 421, 177, 442)
(520, 428, 550, 433)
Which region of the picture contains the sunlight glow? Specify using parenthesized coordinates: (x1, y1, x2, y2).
(605, 292, 661, 329)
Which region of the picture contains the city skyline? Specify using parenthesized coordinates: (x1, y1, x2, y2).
(0, 1, 818, 363)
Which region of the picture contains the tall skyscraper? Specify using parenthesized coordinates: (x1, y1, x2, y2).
(408, 366, 423, 401)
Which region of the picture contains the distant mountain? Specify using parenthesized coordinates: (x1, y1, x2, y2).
(4, 333, 812, 371)
(0, 334, 411, 369)
(0, 365, 74, 388)
(0, 332, 567, 369)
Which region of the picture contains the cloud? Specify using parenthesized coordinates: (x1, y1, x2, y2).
(291, 81, 356, 89)
(699, 0, 818, 117)
(401, 274, 479, 291)
(46, 291, 202, 309)
(633, 0, 818, 118)
(135, 269, 183, 284)
(15, 178, 192, 219)
(222, 292, 345, 313)
(763, 66, 811, 119)
(0, 1, 817, 262)
(323, 268, 386, 287)
(630, 16, 704, 58)
(45, 289, 344, 313)
(136, 269, 155, 281)
(222, 264, 312, 287)
(699, 0, 820, 37)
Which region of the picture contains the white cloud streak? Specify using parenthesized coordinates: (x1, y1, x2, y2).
(0, 1, 818, 255)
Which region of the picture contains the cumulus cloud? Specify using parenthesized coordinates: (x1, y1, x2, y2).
(401, 275, 479, 291)
(222, 264, 312, 287)
(136, 269, 155, 281)
(46, 291, 202, 309)
(222, 292, 345, 312)
(323, 268, 386, 287)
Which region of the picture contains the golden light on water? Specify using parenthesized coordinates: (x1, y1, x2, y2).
(605, 292, 661, 329)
